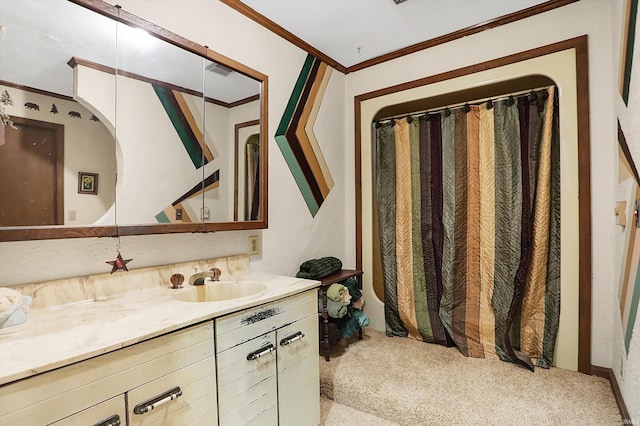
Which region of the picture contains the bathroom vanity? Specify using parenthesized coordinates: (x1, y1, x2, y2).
(0, 255, 320, 425)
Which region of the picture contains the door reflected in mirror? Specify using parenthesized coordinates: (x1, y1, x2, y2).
(0, 0, 117, 228)
(235, 120, 261, 221)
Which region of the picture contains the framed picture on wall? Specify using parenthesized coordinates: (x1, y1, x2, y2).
(78, 172, 98, 195)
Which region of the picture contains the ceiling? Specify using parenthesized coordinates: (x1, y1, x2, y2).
(0, 0, 260, 103)
(0, 0, 572, 100)
(233, 0, 562, 70)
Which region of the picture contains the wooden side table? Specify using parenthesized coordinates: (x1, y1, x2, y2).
(318, 269, 363, 361)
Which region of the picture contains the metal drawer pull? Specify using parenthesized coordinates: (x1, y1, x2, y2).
(92, 415, 121, 426)
(133, 386, 182, 415)
(280, 331, 305, 346)
(246, 343, 275, 360)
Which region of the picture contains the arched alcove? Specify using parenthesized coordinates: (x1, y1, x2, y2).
(355, 37, 590, 372)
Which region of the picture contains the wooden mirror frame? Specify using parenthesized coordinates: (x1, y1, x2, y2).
(0, 0, 268, 242)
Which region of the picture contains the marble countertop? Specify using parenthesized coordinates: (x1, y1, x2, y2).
(0, 261, 319, 386)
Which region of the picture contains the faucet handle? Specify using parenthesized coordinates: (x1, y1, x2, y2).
(210, 268, 221, 281)
(170, 273, 184, 289)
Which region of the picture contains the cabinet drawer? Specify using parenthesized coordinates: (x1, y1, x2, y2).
(0, 322, 214, 426)
(128, 356, 216, 426)
(216, 290, 316, 353)
(217, 332, 277, 425)
(277, 314, 320, 426)
(50, 395, 125, 426)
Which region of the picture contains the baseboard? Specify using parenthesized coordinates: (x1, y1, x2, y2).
(591, 365, 632, 425)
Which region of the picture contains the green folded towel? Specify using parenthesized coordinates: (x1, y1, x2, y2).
(296, 256, 342, 279)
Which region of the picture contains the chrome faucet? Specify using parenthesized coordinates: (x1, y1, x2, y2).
(188, 268, 221, 286)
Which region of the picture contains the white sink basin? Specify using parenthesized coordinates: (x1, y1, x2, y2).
(173, 281, 268, 303)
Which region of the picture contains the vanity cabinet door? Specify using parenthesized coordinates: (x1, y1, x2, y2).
(0, 322, 214, 426)
(128, 356, 217, 426)
(277, 313, 320, 426)
(215, 289, 319, 426)
(49, 395, 125, 426)
(217, 331, 278, 425)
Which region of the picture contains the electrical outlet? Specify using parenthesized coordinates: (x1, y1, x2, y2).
(175, 208, 183, 221)
(248, 235, 259, 255)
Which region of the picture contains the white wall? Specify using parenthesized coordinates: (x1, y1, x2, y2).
(0, 0, 348, 286)
(345, 0, 617, 370)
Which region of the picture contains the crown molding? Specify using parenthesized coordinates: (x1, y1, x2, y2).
(221, 0, 579, 74)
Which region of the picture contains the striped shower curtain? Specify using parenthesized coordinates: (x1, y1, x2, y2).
(375, 87, 560, 369)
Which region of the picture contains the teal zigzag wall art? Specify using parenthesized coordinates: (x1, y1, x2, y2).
(275, 54, 334, 217)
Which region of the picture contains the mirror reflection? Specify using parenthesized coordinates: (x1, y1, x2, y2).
(0, 0, 117, 227)
(235, 120, 261, 221)
(0, 0, 265, 239)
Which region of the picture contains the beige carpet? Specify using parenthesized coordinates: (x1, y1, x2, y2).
(321, 396, 398, 425)
(320, 329, 622, 425)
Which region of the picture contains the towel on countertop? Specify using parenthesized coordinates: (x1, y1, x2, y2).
(318, 297, 348, 319)
(327, 283, 351, 305)
(0, 288, 32, 329)
(296, 256, 342, 279)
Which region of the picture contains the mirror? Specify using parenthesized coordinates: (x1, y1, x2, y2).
(0, 0, 118, 233)
(0, 0, 267, 241)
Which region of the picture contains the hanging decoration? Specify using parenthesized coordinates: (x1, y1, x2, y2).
(0, 89, 13, 106)
(50, 103, 58, 114)
(68, 111, 81, 119)
(24, 102, 39, 111)
(105, 238, 133, 274)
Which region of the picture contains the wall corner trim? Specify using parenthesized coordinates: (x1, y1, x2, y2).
(591, 365, 632, 424)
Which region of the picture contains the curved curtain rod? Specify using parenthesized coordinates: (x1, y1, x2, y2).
(374, 85, 553, 124)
